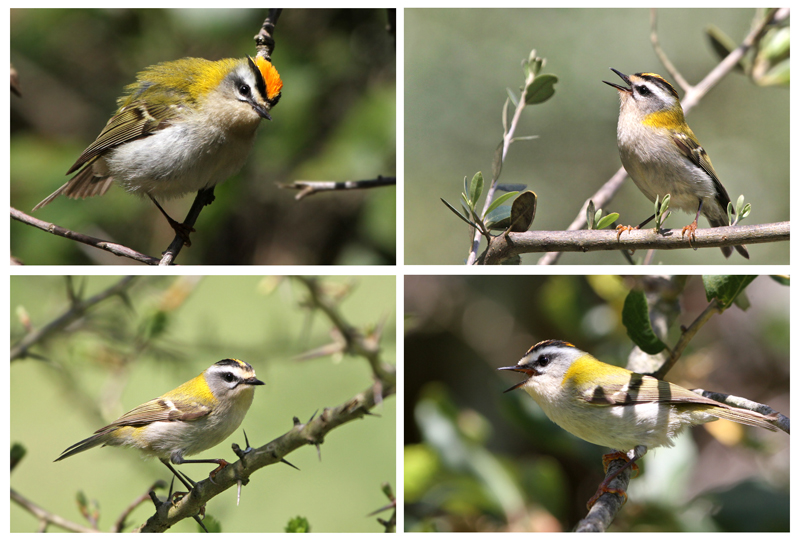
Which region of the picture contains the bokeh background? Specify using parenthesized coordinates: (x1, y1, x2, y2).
(11, 9, 396, 265)
(405, 9, 788, 264)
(11, 275, 396, 532)
(404, 275, 789, 531)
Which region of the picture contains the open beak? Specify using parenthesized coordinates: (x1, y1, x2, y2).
(497, 365, 535, 393)
(603, 68, 632, 94)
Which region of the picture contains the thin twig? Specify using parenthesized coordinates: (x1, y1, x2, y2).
(10, 276, 137, 360)
(654, 300, 722, 379)
(281, 176, 395, 200)
(650, 9, 690, 91)
(10, 208, 159, 265)
(11, 488, 99, 533)
(466, 79, 533, 265)
(112, 481, 167, 532)
(292, 277, 394, 383)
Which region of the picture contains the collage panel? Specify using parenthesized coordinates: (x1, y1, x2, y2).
(405, 8, 788, 265)
(404, 275, 789, 531)
(10, 9, 396, 265)
(10, 275, 396, 532)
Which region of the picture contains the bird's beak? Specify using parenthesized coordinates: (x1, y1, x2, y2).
(245, 377, 265, 386)
(254, 104, 272, 121)
(603, 68, 632, 94)
(498, 365, 536, 393)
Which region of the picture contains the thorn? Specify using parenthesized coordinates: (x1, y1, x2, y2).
(237, 479, 242, 506)
(193, 515, 209, 533)
(280, 457, 300, 470)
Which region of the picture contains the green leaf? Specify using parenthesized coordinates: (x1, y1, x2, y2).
(703, 275, 757, 310)
(201, 515, 222, 533)
(525, 74, 558, 104)
(441, 198, 479, 228)
(463, 175, 469, 201)
(506, 87, 519, 107)
(10, 443, 26, 470)
(492, 141, 504, 182)
(622, 289, 667, 354)
(770, 275, 790, 286)
(508, 191, 537, 232)
(497, 183, 527, 192)
(596, 212, 619, 230)
(757, 58, 790, 86)
(485, 206, 512, 231)
(469, 172, 484, 207)
(706, 24, 745, 72)
(285, 516, 311, 533)
(485, 191, 519, 216)
(586, 200, 596, 229)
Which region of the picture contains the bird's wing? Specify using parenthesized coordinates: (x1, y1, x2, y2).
(67, 102, 178, 174)
(580, 373, 728, 407)
(93, 396, 212, 433)
(580, 373, 777, 431)
(671, 130, 732, 209)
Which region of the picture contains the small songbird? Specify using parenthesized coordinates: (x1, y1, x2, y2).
(499, 340, 779, 509)
(55, 359, 264, 484)
(34, 56, 283, 242)
(605, 68, 748, 258)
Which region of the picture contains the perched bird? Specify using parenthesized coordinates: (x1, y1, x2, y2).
(55, 359, 264, 486)
(34, 56, 283, 243)
(499, 340, 779, 509)
(605, 68, 748, 258)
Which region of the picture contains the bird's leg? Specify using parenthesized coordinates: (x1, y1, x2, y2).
(159, 458, 195, 492)
(616, 214, 655, 240)
(174, 457, 230, 480)
(681, 199, 704, 248)
(147, 194, 196, 246)
(586, 445, 646, 510)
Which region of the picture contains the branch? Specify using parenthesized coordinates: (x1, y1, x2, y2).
(538, 8, 780, 265)
(653, 300, 721, 379)
(483, 221, 788, 264)
(10, 208, 160, 265)
(253, 9, 282, 60)
(158, 187, 215, 265)
(136, 378, 395, 532)
(292, 277, 394, 383)
(10, 276, 137, 360)
(11, 488, 99, 533)
(280, 176, 395, 200)
(575, 454, 635, 532)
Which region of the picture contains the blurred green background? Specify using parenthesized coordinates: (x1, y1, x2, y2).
(11, 9, 396, 265)
(11, 275, 396, 532)
(404, 275, 789, 531)
(405, 9, 788, 264)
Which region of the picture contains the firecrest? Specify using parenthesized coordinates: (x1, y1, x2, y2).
(499, 340, 779, 509)
(55, 359, 264, 484)
(33, 56, 283, 240)
(604, 69, 748, 259)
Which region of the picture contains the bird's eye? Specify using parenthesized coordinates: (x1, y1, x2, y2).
(223, 372, 236, 383)
(537, 355, 549, 367)
(238, 84, 251, 97)
(636, 85, 651, 96)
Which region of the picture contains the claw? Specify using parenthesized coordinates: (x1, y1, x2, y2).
(615, 224, 637, 240)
